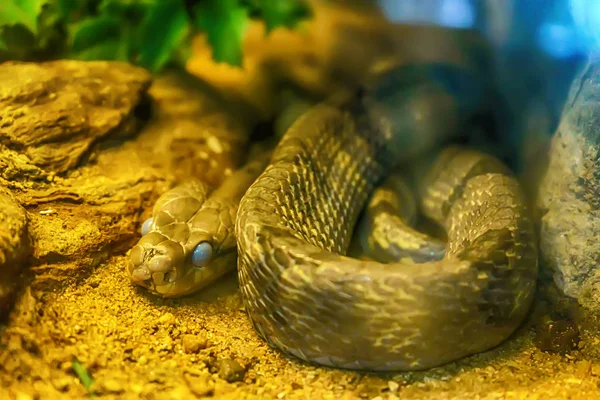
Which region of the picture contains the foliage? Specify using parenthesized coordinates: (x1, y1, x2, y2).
(72, 357, 95, 396)
(0, 0, 313, 72)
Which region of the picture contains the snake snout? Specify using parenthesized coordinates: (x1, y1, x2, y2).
(127, 245, 150, 283)
(148, 255, 172, 273)
(130, 264, 151, 283)
(127, 240, 186, 291)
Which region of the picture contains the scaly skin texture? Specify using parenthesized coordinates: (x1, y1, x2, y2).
(129, 64, 538, 371)
(235, 70, 538, 371)
(357, 173, 446, 264)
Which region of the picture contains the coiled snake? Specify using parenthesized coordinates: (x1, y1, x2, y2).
(127, 64, 538, 371)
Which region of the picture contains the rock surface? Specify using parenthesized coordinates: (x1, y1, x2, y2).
(0, 187, 29, 315)
(537, 60, 600, 311)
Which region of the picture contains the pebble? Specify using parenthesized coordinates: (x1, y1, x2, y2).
(14, 393, 34, 400)
(184, 373, 214, 397)
(158, 312, 176, 325)
(51, 377, 71, 392)
(101, 379, 123, 393)
(216, 358, 246, 383)
(182, 333, 208, 353)
(388, 381, 399, 392)
(534, 318, 580, 353)
(576, 360, 592, 377)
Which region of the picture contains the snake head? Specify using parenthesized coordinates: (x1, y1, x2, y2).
(127, 202, 237, 298)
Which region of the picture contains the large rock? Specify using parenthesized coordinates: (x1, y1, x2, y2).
(537, 60, 600, 311)
(0, 61, 152, 175)
(0, 60, 250, 317)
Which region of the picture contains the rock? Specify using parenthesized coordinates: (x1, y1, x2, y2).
(101, 379, 123, 394)
(534, 318, 580, 354)
(0, 60, 152, 176)
(0, 187, 29, 317)
(215, 358, 246, 383)
(536, 60, 600, 311)
(158, 312, 176, 325)
(387, 381, 400, 393)
(182, 333, 208, 353)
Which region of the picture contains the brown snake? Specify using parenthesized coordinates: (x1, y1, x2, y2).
(128, 64, 538, 371)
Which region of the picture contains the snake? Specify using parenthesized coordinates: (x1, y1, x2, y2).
(127, 63, 538, 371)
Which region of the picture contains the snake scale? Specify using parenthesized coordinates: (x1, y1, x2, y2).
(127, 64, 538, 371)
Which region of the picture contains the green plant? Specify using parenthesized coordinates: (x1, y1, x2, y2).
(0, 0, 312, 71)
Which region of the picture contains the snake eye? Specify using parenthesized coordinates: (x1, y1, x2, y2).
(141, 217, 153, 235)
(192, 242, 213, 267)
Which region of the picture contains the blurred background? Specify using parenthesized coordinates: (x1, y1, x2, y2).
(184, 0, 599, 174)
(375, 0, 598, 168)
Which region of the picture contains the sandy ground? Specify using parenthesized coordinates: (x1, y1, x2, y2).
(3, 253, 600, 400)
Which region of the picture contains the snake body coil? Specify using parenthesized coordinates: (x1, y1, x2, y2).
(129, 65, 538, 371)
(235, 69, 538, 371)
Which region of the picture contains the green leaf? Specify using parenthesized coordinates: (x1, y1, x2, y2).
(0, 23, 37, 54)
(135, 0, 190, 72)
(0, 0, 49, 34)
(169, 33, 193, 68)
(251, 0, 312, 33)
(55, 0, 97, 22)
(97, 0, 150, 24)
(72, 38, 130, 62)
(72, 357, 95, 395)
(36, 1, 67, 50)
(69, 16, 130, 61)
(69, 15, 121, 51)
(193, 0, 249, 66)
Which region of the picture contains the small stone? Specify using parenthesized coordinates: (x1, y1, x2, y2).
(591, 364, 600, 376)
(60, 361, 72, 372)
(216, 358, 246, 383)
(184, 373, 214, 397)
(182, 334, 208, 353)
(7, 334, 23, 351)
(576, 360, 592, 377)
(12, 391, 34, 400)
(158, 312, 176, 325)
(158, 338, 173, 352)
(388, 381, 399, 392)
(534, 318, 580, 353)
(52, 377, 71, 392)
(102, 379, 123, 393)
(291, 382, 303, 390)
